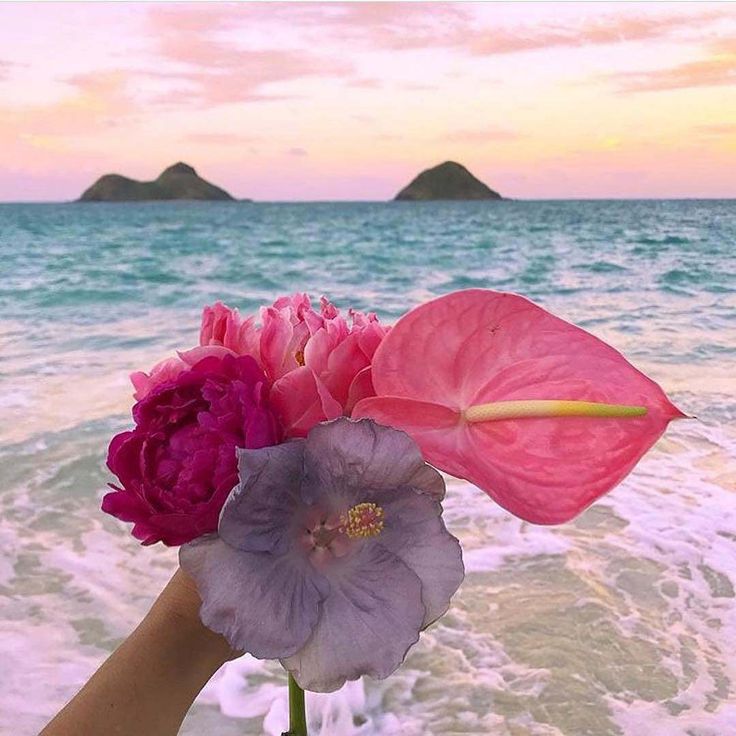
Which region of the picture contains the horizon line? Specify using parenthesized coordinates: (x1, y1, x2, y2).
(1, 196, 735, 205)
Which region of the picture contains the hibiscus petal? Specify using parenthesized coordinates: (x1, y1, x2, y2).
(352, 397, 471, 483)
(301, 418, 439, 508)
(360, 289, 685, 523)
(281, 542, 424, 692)
(180, 535, 328, 659)
(219, 443, 305, 555)
(372, 488, 464, 627)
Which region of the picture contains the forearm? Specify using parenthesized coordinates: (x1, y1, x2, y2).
(41, 570, 234, 736)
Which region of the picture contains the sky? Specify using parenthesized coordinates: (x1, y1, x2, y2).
(1, 1, 735, 201)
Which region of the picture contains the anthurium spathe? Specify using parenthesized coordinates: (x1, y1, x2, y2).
(353, 289, 686, 524)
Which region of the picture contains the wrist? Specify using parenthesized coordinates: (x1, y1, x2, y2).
(147, 569, 238, 672)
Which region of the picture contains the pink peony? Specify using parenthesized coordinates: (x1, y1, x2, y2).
(192, 295, 389, 437)
(200, 301, 261, 359)
(103, 354, 280, 546)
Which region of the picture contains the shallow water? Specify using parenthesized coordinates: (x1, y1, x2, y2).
(1, 200, 734, 735)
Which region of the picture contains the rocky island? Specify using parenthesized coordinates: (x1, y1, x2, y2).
(394, 161, 502, 201)
(78, 162, 237, 202)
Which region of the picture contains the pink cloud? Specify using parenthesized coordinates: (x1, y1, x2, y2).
(145, 6, 354, 106)
(186, 132, 259, 145)
(155, 4, 725, 56)
(0, 71, 139, 138)
(442, 127, 521, 143)
(609, 45, 736, 92)
(466, 11, 724, 56)
(131, 5, 730, 109)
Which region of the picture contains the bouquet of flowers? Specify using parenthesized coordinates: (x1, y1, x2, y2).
(103, 290, 683, 735)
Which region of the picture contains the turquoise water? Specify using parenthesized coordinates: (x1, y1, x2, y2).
(1, 201, 735, 735)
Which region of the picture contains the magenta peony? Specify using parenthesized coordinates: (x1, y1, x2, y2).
(103, 354, 280, 546)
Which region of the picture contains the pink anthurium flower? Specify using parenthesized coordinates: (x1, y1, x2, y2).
(353, 289, 686, 524)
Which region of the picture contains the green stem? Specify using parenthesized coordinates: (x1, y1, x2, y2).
(286, 672, 307, 736)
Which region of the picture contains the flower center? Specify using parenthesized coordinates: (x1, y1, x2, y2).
(302, 503, 385, 567)
(341, 502, 384, 539)
(294, 349, 305, 366)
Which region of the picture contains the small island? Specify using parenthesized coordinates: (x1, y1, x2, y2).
(78, 162, 237, 202)
(394, 161, 502, 201)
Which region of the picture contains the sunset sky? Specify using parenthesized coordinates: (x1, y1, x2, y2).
(1, 2, 735, 201)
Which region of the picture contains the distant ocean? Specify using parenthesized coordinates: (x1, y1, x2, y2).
(1, 200, 735, 735)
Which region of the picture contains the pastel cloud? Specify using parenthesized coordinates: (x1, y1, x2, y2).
(1, 3, 736, 201)
(158, 4, 722, 57)
(442, 128, 521, 143)
(0, 71, 138, 140)
(145, 6, 353, 106)
(466, 11, 725, 56)
(186, 132, 259, 146)
(610, 49, 736, 92)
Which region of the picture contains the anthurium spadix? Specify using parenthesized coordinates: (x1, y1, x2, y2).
(353, 289, 685, 524)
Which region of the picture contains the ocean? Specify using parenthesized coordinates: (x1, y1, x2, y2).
(0, 200, 734, 736)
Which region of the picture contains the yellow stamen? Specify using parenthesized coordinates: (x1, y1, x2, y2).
(463, 399, 647, 423)
(341, 502, 384, 539)
(295, 350, 305, 366)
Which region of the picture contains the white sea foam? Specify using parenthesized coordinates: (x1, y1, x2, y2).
(2, 200, 735, 734)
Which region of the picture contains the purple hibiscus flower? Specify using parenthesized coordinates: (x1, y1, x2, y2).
(180, 417, 465, 692)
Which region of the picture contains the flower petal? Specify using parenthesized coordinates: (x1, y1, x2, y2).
(271, 367, 343, 438)
(281, 542, 424, 692)
(352, 396, 466, 484)
(372, 487, 464, 627)
(301, 418, 440, 508)
(178, 345, 235, 366)
(219, 442, 305, 555)
(345, 366, 375, 414)
(361, 289, 684, 523)
(180, 535, 328, 659)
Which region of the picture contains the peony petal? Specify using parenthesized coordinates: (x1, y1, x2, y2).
(101, 487, 150, 523)
(200, 302, 238, 348)
(362, 289, 685, 523)
(303, 325, 333, 376)
(345, 366, 375, 414)
(321, 333, 370, 407)
(178, 345, 235, 366)
(129, 357, 188, 401)
(281, 542, 424, 692)
(260, 306, 296, 380)
(219, 442, 305, 555)
(180, 536, 328, 659)
(372, 487, 464, 627)
(271, 367, 343, 438)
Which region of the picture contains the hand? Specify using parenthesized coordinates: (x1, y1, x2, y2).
(152, 568, 242, 663)
(41, 568, 240, 736)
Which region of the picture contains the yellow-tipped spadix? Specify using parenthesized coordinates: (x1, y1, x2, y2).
(463, 400, 647, 423)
